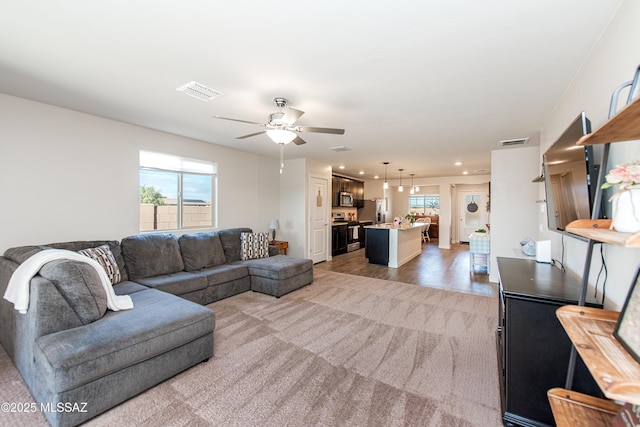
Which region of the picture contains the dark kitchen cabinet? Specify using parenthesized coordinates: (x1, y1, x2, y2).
(339, 178, 352, 193)
(359, 221, 372, 248)
(331, 175, 364, 208)
(365, 227, 389, 265)
(497, 257, 601, 427)
(332, 176, 341, 207)
(353, 180, 364, 208)
(332, 224, 348, 256)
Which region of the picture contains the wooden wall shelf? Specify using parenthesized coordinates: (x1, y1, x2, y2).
(556, 305, 640, 405)
(565, 219, 640, 247)
(577, 96, 640, 146)
(550, 69, 640, 427)
(547, 388, 620, 427)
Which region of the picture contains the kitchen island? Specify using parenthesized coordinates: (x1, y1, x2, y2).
(364, 223, 425, 268)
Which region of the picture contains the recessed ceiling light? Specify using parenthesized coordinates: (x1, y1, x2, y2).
(374, 175, 379, 179)
(462, 171, 469, 175)
(454, 161, 462, 166)
(176, 81, 223, 101)
(359, 171, 364, 175)
(339, 165, 345, 169)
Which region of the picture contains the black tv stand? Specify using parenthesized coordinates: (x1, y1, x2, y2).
(496, 257, 602, 426)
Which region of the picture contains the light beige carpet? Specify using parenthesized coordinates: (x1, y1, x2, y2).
(0, 269, 501, 427)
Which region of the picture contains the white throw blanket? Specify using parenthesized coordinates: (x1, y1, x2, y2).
(3, 249, 134, 314)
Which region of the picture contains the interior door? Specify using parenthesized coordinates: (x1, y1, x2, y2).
(310, 176, 329, 263)
(458, 191, 486, 242)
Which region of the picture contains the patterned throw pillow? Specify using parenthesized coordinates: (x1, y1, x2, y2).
(78, 244, 122, 284)
(240, 232, 270, 260)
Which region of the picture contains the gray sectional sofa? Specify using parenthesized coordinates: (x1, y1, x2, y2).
(0, 228, 313, 427)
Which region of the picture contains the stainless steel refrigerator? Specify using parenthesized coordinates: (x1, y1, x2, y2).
(358, 200, 385, 224)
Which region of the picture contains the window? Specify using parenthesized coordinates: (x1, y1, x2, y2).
(409, 194, 440, 216)
(139, 151, 217, 231)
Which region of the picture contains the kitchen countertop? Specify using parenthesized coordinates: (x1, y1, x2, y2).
(364, 223, 426, 230)
(332, 220, 374, 226)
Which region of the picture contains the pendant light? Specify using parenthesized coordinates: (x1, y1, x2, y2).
(398, 169, 404, 192)
(409, 174, 415, 194)
(383, 162, 389, 190)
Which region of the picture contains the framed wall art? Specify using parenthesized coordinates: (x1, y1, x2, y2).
(614, 266, 640, 363)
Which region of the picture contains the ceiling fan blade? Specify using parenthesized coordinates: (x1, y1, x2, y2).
(213, 115, 263, 125)
(291, 135, 307, 145)
(236, 130, 267, 139)
(282, 107, 304, 125)
(298, 126, 345, 135)
(292, 135, 307, 145)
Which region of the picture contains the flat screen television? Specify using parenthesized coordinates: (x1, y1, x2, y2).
(543, 112, 601, 234)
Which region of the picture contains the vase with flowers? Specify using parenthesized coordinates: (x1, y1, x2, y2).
(602, 160, 640, 233)
(405, 213, 416, 225)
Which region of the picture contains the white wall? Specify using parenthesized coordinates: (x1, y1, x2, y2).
(490, 146, 540, 282)
(279, 158, 306, 257)
(538, 0, 640, 309)
(279, 158, 332, 259)
(0, 93, 281, 254)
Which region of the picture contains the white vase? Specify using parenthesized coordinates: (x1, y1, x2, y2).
(611, 187, 640, 233)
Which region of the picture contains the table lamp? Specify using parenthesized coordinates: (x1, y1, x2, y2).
(268, 219, 280, 243)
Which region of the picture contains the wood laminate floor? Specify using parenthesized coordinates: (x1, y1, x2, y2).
(315, 239, 498, 298)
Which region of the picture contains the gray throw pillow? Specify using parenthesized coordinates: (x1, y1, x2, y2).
(179, 232, 226, 271)
(218, 228, 253, 263)
(39, 259, 108, 324)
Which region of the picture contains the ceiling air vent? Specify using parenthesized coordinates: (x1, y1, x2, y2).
(176, 81, 223, 101)
(329, 146, 351, 152)
(500, 137, 529, 147)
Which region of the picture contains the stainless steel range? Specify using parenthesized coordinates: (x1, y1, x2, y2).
(333, 213, 361, 253)
(346, 223, 361, 252)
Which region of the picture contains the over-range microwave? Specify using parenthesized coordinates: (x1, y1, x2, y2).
(340, 192, 354, 207)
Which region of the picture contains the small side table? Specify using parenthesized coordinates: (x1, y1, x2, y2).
(271, 240, 288, 255)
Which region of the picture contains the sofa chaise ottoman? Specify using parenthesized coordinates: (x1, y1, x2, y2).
(241, 255, 313, 298)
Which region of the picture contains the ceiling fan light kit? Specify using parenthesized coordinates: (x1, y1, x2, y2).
(266, 129, 296, 144)
(213, 97, 345, 172)
(213, 97, 344, 146)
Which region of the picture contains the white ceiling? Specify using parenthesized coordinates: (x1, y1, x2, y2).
(0, 1, 624, 180)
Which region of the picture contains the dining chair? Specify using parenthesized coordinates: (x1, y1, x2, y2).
(416, 218, 431, 243)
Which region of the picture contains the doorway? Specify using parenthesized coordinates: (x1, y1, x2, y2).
(458, 191, 487, 243)
(309, 176, 329, 263)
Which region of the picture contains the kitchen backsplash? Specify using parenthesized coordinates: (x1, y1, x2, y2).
(332, 208, 357, 222)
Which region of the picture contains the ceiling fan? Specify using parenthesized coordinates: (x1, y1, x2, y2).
(213, 97, 345, 146)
